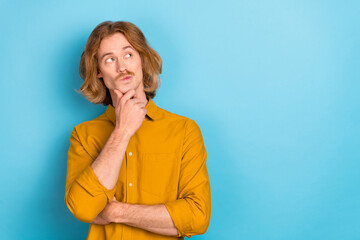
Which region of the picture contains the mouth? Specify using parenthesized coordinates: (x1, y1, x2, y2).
(120, 75, 132, 81)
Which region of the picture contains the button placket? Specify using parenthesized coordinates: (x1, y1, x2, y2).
(127, 151, 134, 191)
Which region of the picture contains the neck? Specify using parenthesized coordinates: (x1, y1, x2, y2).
(134, 88, 148, 103)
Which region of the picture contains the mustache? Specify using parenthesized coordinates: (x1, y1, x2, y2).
(116, 71, 135, 80)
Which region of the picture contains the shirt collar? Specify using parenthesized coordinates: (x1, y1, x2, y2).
(105, 98, 159, 125)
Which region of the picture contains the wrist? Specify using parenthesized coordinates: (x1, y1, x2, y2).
(112, 127, 131, 142)
(113, 202, 126, 223)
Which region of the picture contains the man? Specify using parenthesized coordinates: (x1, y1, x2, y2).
(65, 21, 211, 239)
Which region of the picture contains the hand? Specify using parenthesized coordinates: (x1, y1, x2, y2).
(91, 213, 111, 225)
(112, 89, 147, 137)
(91, 197, 119, 225)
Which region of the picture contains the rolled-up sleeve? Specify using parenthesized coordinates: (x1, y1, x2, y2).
(164, 120, 211, 237)
(65, 127, 116, 223)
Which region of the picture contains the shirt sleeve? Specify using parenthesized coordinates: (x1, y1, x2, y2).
(64, 127, 117, 223)
(164, 119, 211, 237)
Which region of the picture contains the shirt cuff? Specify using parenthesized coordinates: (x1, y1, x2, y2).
(75, 165, 117, 202)
(164, 198, 193, 238)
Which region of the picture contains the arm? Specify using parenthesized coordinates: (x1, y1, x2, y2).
(90, 126, 129, 190)
(93, 198, 178, 236)
(163, 120, 211, 237)
(91, 89, 144, 190)
(65, 89, 147, 222)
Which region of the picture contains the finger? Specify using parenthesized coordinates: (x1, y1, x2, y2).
(137, 102, 147, 108)
(128, 98, 146, 106)
(91, 217, 101, 224)
(130, 96, 148, 106)
(120, 89, 136, 107)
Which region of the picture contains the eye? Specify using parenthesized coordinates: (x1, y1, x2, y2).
(105, 57, 115, 63)
(125, 53, 132, 58)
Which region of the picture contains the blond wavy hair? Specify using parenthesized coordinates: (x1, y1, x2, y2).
(79, 21, 162, 105)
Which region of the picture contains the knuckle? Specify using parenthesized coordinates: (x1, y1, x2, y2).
(120, 98, 126, 105)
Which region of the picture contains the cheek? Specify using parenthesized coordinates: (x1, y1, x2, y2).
(102, 78, 114, 89)
(135, 59, 143, 76)
(133, 54, 142, 71)
(136, 66, 143, 81)
(100, 66, 115, 79)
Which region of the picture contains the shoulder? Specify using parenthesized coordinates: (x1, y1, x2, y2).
(155, 104, 201, 133)
(70, 111, 113, 158)
(73, 112, 112, 136)
(155, 105, 206, 156)
(155, 102, 188, 120)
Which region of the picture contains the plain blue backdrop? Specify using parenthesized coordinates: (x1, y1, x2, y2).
(1, 0, 359, 239)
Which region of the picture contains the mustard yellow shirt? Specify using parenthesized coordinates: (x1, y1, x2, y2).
(65, 98, 211, 239)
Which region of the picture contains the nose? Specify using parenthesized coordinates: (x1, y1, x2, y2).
(116, 58, 127, 72)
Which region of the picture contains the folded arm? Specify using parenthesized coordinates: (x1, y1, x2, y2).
(92, 119, 211, 238)
(64, 127, 128, 222)
(92, 198, 178, 236)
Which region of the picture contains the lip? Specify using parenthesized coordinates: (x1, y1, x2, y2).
(120, 75, 132, 81)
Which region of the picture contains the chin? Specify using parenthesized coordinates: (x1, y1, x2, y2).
(115, 85, 134, 94)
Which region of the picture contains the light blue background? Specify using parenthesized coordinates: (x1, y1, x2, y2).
(1, 0, 359, 239)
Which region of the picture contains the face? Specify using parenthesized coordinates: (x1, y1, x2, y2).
(97, 32, 144, 96)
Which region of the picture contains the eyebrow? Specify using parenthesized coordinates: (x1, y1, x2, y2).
(100, 45, 134, 61)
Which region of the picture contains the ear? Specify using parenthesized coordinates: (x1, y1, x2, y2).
(97, 71, 102, 78)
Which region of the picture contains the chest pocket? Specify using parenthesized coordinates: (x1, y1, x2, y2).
(140, 153, 178, 197)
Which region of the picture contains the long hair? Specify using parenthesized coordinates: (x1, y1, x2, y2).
(79, 21, 162, 105)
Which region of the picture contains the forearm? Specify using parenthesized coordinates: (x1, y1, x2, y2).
(91, 128, 130, 190)
(113, 202, 178, 236)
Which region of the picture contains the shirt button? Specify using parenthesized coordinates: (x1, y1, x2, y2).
(129, 152, 133, 156)
(129, 183, 133, 187)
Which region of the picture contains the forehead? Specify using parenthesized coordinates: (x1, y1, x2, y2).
(98, 32, 132, 54)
